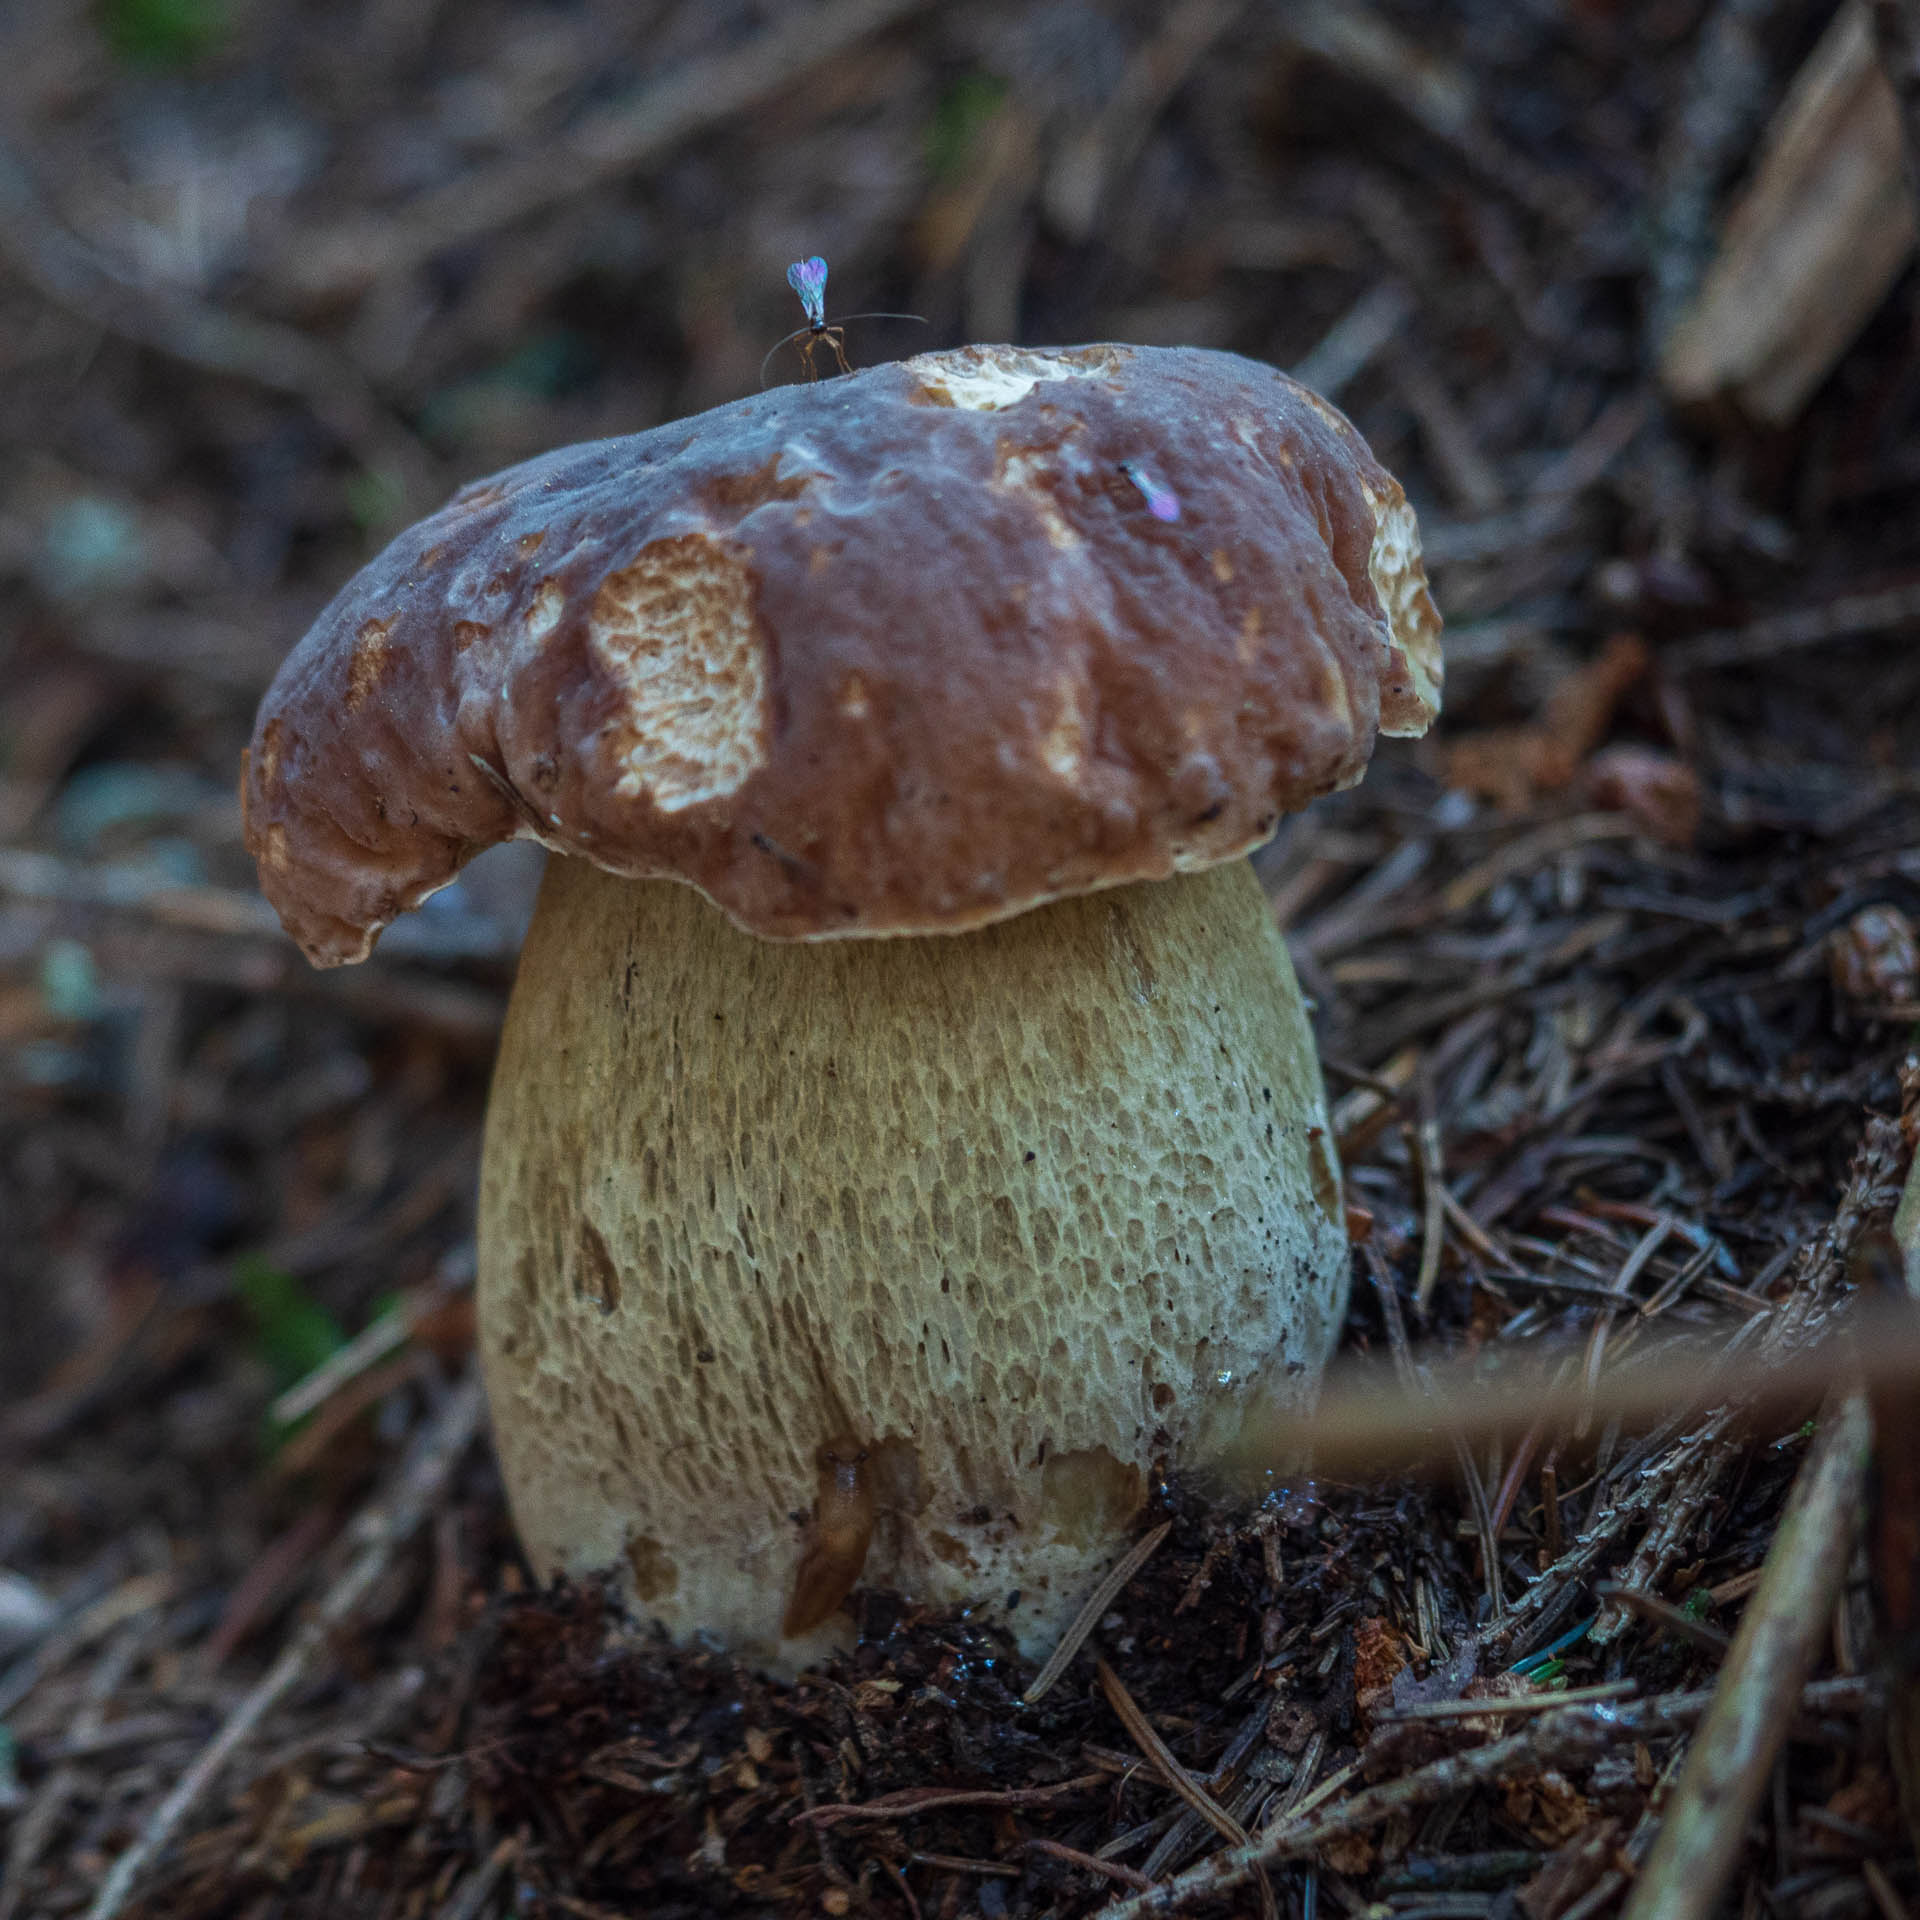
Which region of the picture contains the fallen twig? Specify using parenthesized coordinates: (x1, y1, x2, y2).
(1594, 1582, 1733, 1657)
(268, 0, 936, 300)
(1669, 579, 1920, 672)
(1095, 1658, 1278, 1920)
(1623, 1390, 1874, 1920)
(82, 1372, 486, 1920)
(797, 1773, 1106, 1830)
(0, 139, 437, 507)
(1375, 1679, 1639, 1723)
(1027, 1838, 1154, 1892)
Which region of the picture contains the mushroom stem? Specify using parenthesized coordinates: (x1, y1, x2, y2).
(478, 856, 1347, 1659)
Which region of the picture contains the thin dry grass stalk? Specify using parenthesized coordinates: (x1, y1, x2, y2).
(1219, 1295, 1920, 1481)
(1021, 1523, 1173, 1706)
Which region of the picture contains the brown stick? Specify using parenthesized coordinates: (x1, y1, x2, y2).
(1021, 1523, 1172, 1706)
(1622, 1391, 1874, 1920)
(1027, 1838, 1154, 1891)
(1095, 1660, 1250, 1853)
(797, 1773, 1106, 1830)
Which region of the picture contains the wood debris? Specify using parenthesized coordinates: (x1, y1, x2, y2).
(1661, 2, 1917, 425)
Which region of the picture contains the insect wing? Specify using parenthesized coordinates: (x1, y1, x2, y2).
(786, 255, 830, 327)
(1121, 461, 1182, 522)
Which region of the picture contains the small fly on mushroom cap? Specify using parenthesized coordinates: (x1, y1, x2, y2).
(759, 254, 925, 386)
(242, 342, 1442, 1664)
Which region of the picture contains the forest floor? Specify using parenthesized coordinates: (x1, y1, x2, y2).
(1, 2, 1918, 1916)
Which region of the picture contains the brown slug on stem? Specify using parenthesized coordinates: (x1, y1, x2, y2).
(781, 1431, 874, 1637)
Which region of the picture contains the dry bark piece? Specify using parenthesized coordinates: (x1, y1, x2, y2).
(1586, 744, 1702, 850)
(1519, 1817, 1625, 1920)
(243, 341, 1443, 1661)
(1351, 1614, 1413, 1727)
(1503, 1768, 1594, 1849)
(1828, 903, 1920, 1004)
(1661, 1, 1917, 426)
(1443, 634, 1648, 813)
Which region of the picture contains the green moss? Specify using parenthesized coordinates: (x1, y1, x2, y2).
(100, 0, 228, 65)
(233, 1253, 346, 1394)
(927, 72, 1007, 181)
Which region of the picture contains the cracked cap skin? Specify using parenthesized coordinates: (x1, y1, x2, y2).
(243, 342, 1443, 965)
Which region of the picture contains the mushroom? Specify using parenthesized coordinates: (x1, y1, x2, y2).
(242, 343, 1442, 1660)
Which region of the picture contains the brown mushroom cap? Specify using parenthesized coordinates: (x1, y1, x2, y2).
(244, 343, 1441, 966)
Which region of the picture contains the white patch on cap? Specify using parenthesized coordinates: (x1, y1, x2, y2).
(1040, 671, 1088, 783)
(589, 534, 770, 811)
(526, 578, 566, 641)
(907, 344, 1123, 413)
(1360, 483, 1443, 737)
(996, 448, 1080, 551)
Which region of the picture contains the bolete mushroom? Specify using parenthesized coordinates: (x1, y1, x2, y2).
(242, 343, 1441, 1660)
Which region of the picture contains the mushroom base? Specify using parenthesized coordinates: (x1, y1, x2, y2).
(478, 858, 1348, 1665)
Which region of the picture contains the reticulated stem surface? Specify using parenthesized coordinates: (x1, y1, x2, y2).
(479, 858, 1346, 1659)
